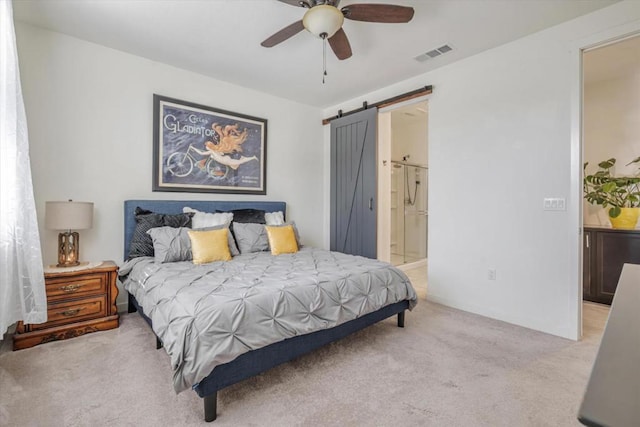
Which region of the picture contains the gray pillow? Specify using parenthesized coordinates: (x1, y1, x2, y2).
(147, 227, 192, 263)
(147, 224, 239, 263)
(232, 222, 270, 254)
(129, 208, 193, 259)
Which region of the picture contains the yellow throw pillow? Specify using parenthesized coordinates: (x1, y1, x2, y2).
(188, 228, 231, 264)
(265, 224, 299, 255)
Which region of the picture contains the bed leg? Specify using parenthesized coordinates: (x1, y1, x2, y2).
(204, 392, 217, 422)
(156, 336, 163, 350)
(127, 293, 137, 313)
(397, 311, 405, 328)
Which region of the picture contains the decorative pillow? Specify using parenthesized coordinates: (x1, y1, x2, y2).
(222, 208, 266, 224)
(183, 207, 233, 229)
(232, 222, 270, 254)
(188, 228, 232, 264)
(265, 224, 299, 255)
(146, 224, 238, 263)
(197, 224, 240, 257)
(147, 227, 192, 263)
(266, 221, 302, 247)
(265, 211, 285, 226)
(128, 208, 193, 259)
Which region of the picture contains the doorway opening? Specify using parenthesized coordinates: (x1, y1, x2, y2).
(581, 35, 640, 306)
(390, 101, 428, 268)
(377, 100, 428, 270)
(573, 27, 640, 340)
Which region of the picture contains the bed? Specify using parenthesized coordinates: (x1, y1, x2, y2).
(121, 200, 417, 422)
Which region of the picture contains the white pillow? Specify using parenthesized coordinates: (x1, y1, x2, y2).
(265, 211, 285, 226)
(183, 207, 233, 229)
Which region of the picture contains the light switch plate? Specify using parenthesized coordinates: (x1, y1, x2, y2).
(543, 198, 566, 211)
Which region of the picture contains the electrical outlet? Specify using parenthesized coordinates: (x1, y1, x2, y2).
(488, 269, 496, 280)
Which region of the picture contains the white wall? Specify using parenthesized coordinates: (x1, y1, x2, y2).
(16, 23, 325, 309)
(323, 1, 640, 339)
(583, 65, 640, 227)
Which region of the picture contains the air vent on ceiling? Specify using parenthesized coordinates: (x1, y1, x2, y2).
(414, 44, 453, 63)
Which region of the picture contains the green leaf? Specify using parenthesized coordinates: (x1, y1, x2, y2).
(626, 156, 640, 166)
(582, 158, 640, 209)
(599, 159, 616, 169)
(609, 206, 621, 218)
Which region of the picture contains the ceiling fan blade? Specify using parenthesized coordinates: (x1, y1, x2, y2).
(328, 28, 352, 60)
(342, 4, 415, 23)
(261, 20, 305, 48)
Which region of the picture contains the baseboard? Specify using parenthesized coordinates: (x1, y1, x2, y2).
(397, 258, 427, 271)
(117, 301, 129, 314)
(426, 293, 575, 340)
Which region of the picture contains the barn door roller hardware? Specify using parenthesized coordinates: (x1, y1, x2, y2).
(322, 85, 432, 125)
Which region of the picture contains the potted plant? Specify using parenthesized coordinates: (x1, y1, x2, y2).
(583, 157, 640, 229)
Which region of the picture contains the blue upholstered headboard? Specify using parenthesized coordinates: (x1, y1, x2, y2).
(123, 200, 286, 259)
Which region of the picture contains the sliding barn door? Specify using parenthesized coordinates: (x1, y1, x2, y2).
(330, 108, 377, 258)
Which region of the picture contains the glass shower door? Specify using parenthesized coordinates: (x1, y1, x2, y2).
(402, 165, 428, 263)
(390, 162, 428, 266)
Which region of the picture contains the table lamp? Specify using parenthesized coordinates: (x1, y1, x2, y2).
(45, 200, 93, 267)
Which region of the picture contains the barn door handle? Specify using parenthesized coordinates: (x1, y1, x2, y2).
(369, 198, 374, 210)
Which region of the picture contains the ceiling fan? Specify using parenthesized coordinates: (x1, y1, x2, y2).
(261, 1, 415, 60)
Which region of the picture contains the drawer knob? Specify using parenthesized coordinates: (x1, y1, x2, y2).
(60, 284, 83, 293)
(60, 308, 84, 317)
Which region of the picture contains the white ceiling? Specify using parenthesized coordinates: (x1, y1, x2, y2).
(13, 0, 619, 108)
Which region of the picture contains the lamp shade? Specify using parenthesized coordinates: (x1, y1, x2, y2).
(45, 201, 93, 231)
(303, 5, 344, 38)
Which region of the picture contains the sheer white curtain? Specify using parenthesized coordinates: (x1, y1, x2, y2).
(0, 0, 47, 337)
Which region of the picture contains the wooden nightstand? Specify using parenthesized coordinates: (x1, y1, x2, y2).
(13, 261, 120, 350)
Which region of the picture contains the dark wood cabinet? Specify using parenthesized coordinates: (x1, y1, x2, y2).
(13, 261, 119, 350)
(583, 227, 640, 305)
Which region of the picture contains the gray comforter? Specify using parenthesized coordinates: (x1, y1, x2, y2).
(120, 247, 417, 393)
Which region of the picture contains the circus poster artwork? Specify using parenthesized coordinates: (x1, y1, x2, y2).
(152, 95, 267, 194)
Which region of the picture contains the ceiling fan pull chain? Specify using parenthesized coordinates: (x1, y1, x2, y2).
(322, 33, 327, 84)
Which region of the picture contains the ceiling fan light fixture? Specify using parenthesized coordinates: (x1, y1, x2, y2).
(302, 5, 344, 38)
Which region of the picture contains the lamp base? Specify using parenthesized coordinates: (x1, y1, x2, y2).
(57, 231, 80, 267)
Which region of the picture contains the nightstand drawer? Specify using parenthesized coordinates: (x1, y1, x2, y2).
(46, 274, 106, 301)
(32, 296, 108, 330)
(14, 261, 119, 350)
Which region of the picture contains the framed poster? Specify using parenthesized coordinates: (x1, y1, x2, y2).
(152, 94, 267, 194)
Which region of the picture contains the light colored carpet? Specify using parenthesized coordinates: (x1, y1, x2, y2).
(0, 267, 608, 426)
